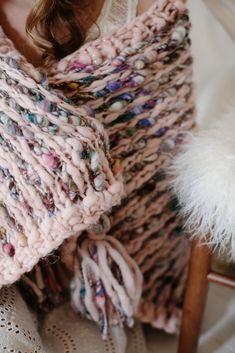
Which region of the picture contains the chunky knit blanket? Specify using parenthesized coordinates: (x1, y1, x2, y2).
(0, 0, 194, 337)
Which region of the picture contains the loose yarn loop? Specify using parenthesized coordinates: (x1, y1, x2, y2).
(71, 235, 142, 339)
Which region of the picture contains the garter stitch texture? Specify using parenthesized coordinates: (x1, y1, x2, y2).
(0, 0, 195, 336)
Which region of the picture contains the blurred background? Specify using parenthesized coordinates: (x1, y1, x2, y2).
(147, 1, 235, 352)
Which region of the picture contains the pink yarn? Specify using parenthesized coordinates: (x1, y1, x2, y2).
(42, 153, 59, 169)
(0, 0, 194, 335)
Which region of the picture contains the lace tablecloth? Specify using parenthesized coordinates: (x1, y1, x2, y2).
(0, 285, 148, 353)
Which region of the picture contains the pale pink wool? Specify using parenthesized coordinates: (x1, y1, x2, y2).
(0, 0, 194, 333)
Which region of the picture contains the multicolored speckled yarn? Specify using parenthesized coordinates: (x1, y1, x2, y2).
(0, 0, 194, 337)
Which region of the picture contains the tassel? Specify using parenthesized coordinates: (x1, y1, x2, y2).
(70, 235, 143, 339)
(70, 275, 87, 316)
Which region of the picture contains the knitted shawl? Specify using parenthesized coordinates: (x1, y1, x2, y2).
(0, 0, 194, 337)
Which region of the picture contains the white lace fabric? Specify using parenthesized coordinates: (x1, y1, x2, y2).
(0, 286, 148, 353)
(86, 0, 138, 41)
(0, 285, 43, 353)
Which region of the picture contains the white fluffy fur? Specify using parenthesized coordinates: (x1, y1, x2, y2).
(171, 107, 235, 261)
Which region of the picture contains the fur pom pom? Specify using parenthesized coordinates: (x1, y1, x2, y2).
(171, 109, 235, 261)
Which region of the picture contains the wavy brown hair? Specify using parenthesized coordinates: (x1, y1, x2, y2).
(26, 0, 96, 62)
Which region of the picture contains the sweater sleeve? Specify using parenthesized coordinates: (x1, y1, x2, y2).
(0, 52, 124, 286)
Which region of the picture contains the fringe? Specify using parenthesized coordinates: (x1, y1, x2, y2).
(70, 235, 143, 339)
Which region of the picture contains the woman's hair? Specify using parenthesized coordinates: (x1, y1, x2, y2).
(26, 0, 93, 61)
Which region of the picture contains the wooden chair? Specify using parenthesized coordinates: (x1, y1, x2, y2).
(176, 2, 235, 352)
(177, 238, 235, 353)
